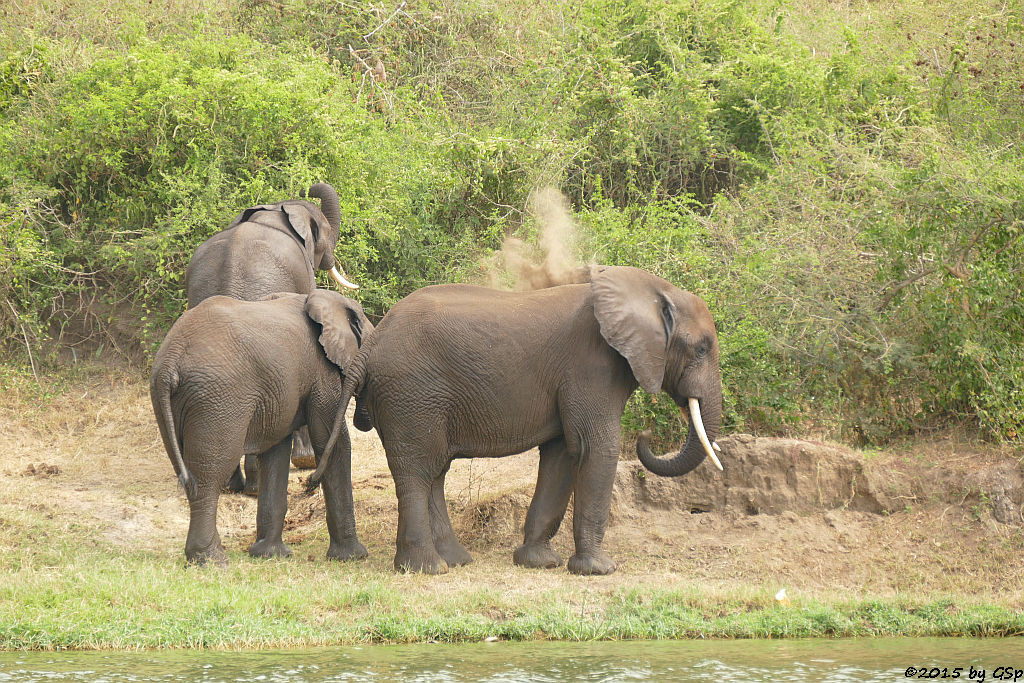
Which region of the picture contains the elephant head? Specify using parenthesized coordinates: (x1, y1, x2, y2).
(225, 183, 358, 290)
(304, 183, 358, 290)
(590, 265, 723, 477)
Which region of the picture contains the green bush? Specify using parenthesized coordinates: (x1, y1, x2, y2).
(1, 0, 1021, 444)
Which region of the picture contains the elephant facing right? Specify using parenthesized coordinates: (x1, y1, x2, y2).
(185, 182, 359, 496)
(308, 265, 724, 576)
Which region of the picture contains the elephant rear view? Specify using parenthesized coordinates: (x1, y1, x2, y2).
(150, 290, 371, 566)
(309, 265, 723, 576)
(185, 182, 358, 307)
(184, 183, 359, 494)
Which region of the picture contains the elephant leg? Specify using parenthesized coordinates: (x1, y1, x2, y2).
(184, 491, 227, 567)
(249, 438, 292, 559)
(243, 453, 258, 497)
(514, 438, 574, 569)
(428, 468, 473, 567)
(391, 467, 448, 574)
(290, 426, 316, 469)
(566, 439, 619, 576)
(313, 422, 367, 562)
(181, 428, 242, 566)
(224, 465, 245, 494)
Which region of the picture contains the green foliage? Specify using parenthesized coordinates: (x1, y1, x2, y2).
(1, 0, 1022, 443)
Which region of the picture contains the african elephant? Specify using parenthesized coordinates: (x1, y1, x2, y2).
(308, 265, 723, 575)
(150, 290, 371, 566)
(184, 183, 358, 494)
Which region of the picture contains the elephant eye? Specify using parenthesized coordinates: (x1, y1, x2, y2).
(695, 344, 709, 359)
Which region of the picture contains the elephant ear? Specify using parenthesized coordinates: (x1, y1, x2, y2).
(303, 203, 337, 271)
(591, 265, 676, 394)
(226, 201, 317, 266)
(304, 290, 370, 370)
(281, 203, 318, 264)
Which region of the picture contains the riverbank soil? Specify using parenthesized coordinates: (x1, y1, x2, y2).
(3, 363, 1022, 603)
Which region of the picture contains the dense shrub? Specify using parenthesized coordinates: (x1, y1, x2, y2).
(1, 0, 1021, 444)
(0, 31, 507, 354)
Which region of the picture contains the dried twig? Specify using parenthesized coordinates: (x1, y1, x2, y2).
(7, 300, 39, 384)
(877, 216, 1007, 310)
(348, 44, 393, 111)
(348, 44, 375, 73)
(363, 1, 406, 40)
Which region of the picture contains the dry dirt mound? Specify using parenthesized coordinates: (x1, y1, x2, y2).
(440, 435, 1024, 538)
(613, 434, 1024, 522)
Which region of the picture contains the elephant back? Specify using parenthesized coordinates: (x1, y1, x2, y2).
(225, 200, 331, 263)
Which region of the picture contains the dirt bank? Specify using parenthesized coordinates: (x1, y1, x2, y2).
(2, 365, 1023, 599)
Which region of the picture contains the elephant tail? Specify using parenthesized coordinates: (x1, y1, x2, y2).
(151, 368, 198, 501)
(305, 360, 364, 494)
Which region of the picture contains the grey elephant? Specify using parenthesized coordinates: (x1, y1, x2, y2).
(308, 265, 723, 575)
(185, 182, 358, 495)
(150, 290, 371, 566)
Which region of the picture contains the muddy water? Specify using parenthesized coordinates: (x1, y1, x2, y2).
(1, 638, 1023, 681)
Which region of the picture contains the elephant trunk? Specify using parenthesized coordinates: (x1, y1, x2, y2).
(637, 393, 722, 477)
(307, 182, 341, 233)
(306, 182, 358, 289)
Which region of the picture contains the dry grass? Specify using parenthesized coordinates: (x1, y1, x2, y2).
(2, 362, 1023, 604)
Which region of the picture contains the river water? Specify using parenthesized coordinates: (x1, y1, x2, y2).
(1, 638, 1023, 681)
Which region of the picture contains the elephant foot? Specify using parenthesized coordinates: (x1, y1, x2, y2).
(249, 538, 293, 559)
(513, 541, 563, 569)
(243, 482, 259, 498)
(291, 440, 316, 470)
(186, 543, 228, 568)
(435, 535, 474, 567)
(394, 545, 449, 574)
(223, 468, 245, 494)
(567, 550, 616, 576)
(327, 538, 368, 562)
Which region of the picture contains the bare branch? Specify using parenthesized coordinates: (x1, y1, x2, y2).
(6, 300, 39, 385)
(348, 44, 375, 73)
(878, 265, 941, 310)
(363, 1, 406, 41)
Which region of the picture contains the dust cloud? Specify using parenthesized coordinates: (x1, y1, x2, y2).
(486, 187, 591, 290)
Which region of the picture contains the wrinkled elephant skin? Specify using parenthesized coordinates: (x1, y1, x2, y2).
(184, 183, 355, 492)
(150, 291, 371, 566)
(311, 265, 722, 576)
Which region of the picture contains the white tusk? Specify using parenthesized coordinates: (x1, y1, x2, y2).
(329, 266, 359, 290)
(689, 397, 723, 471)
(713, 441, 722, 452)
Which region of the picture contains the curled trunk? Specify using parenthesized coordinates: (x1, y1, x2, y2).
(306, 183, 358, 288)
(306, 182, 341, 233)
(637, 394, 722, 477)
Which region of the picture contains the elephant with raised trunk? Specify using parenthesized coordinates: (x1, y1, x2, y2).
(150, 290, 372, 566)
(185, 183, 358, 494)
(308, 265, 723, 575)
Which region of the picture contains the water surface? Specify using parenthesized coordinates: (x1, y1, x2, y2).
(2, 637, 1023, 682)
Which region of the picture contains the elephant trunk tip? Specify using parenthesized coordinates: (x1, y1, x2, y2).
(305, 182, 341, 232)
(637, 429, 653, 452)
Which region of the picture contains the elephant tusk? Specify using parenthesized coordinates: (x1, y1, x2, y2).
(329, 266, 359, 290)
(713, 441, 722, 452)
(689, 397, 723, 471)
